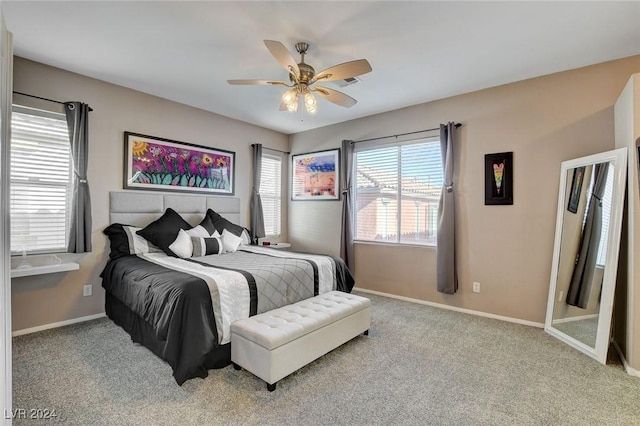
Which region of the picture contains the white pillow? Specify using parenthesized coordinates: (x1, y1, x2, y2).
(168, 229, 194, 258)
(186, 225, 221, 239)
(241, 229, 251, 245)
(186, 225, 211, 238)
(221, 228, 243, 253)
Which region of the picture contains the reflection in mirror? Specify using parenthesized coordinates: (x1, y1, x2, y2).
(545, 148, 627, 364)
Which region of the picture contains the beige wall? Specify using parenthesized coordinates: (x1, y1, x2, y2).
(289, 55, 640, 324)
(11, 57, 288, 331)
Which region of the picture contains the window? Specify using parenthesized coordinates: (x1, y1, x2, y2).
(260, 154, 282, 237)
(353, 137, 442, 246)
(10, 106, 72, 254)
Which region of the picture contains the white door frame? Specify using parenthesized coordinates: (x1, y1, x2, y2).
(0, 3, 12, 423)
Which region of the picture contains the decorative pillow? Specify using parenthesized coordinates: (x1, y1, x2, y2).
(197, 213, 219, 236)
(240, 228, 251, 245)
(186, 225, 212, 238)
(206, 209, 250, 244)
(103, 223, 131, 258)
(103, 223, 163, 258)
(168, 229, 194, 258)
(221, 228, 243, 253)
(191, 236, 224, 257)
(136, 208, 192, 256)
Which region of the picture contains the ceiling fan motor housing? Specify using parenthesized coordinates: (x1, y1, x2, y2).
(290, 42, 314, 84)
(293, 62, 315, 85)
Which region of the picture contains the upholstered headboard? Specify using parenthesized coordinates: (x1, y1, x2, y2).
(109, 191, 241, 228)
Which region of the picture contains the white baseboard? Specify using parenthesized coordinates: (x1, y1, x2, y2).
(12, 313, 106, 337)
(612, 339, 640, 377)
(353, 287, 545, 328)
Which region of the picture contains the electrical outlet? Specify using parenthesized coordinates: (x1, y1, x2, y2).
(472, 282, 480, 293)
(557, 290, 564, 302)
(83, 284, 92, 297)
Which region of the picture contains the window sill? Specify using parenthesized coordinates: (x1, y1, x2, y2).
(353, 240, 436, 250)
(11, 262, 79, 278)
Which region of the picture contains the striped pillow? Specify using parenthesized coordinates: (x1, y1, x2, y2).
(124, 225, 164, 255)
(191, 236, 224, 257)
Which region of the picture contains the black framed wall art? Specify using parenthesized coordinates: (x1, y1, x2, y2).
(124, 132, 235, 195)
(484, 151, 513, 205)
(567, 166, 586, 214)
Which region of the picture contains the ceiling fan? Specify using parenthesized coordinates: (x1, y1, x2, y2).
(228, 40, 372, 114)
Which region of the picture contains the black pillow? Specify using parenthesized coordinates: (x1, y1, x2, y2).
(197, 212, 219, 236)
(137, 208, 192, 256)
(103, 223, 131, 259)
(206, 208, 244, 237)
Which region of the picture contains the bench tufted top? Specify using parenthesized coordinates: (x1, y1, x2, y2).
(231, 291, 371, 350)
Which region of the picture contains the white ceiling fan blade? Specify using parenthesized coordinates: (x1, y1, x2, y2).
(313, 86, 357, 108)
(264, 40, 300, 80)
(227, 79, 287, 85)
(311, 59, 372, 84)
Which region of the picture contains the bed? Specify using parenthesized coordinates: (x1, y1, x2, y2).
(100, 191, 354, 385)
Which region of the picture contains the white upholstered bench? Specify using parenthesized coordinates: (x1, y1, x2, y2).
(231, 291, 371, 391)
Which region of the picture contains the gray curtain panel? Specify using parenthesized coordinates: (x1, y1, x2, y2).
(250, 143, 265, 244)
(437, 123, 458, 294)
(340, 140, 355, 271)
(64, 102, 92, 253)
(566, 162, 610, 308)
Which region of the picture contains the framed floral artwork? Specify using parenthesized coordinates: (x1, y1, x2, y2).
(291, 148, 340, 201)
(123, 132, 235, 195)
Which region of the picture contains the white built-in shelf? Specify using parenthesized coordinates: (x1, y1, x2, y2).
(11, 262, 79, 278)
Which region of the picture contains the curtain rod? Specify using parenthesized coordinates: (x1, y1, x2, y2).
(251, 143, 290, 155)
(13, 91, 94, 112)
(351, 123, 461, 144)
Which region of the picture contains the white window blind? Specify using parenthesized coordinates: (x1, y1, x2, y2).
(260, 154, 282, 237)
(10, 106, 72, 254)
(353, 138, 442, 246)
(580, 163, 614, 267)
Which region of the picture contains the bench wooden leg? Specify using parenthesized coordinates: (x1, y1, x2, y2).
(267, 382, 277, 392)
(232, 363, 242, 371)
(364, 329, 369, 336)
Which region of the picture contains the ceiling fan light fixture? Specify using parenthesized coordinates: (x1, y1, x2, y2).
(304, 92, 317, 113)
(282, 89, 297, 105)
(286, 97, 299, 112)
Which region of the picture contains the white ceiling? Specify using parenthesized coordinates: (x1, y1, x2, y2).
(4, 1, 640, 135)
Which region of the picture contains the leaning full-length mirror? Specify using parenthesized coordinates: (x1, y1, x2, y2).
(545, 148, 627, 363)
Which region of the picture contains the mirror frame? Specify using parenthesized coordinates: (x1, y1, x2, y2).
(545, 147, 627, 363)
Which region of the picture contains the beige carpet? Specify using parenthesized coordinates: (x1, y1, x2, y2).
(12, 292, 640, 425)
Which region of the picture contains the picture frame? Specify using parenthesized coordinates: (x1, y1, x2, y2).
(291, 148, 340, 201)
(567, 166, 586, 214)
(123, 132, 235, 195)
(484, 152, 513, 205)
